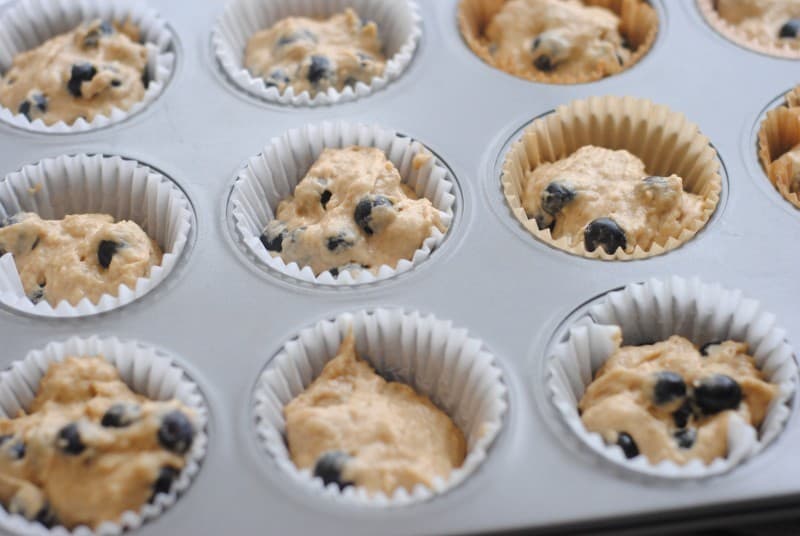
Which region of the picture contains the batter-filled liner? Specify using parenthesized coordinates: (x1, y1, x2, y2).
(500, 95, 722, 260)
(212, 0, 421, 106)
(0, 0, 175, 133)
(0, 336, 208, 535)
(757, 94, 800, 209)
(252, 308, 507, 506)
(547, 276, 797, 478)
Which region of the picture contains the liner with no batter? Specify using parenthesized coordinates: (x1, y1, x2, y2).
(457, 0, 659, 84)
(500, 95, 722, 260)
(547, 276, 797, 479)
(0, 336, 208, 536)
(0, 154, 193, 318)
(757, 92, 800, 209)
(252, 308, 508, 507)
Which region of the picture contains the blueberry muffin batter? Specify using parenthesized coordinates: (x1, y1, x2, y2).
(580, 336, 777, 465)
(0, 19, 147, 125)
(522, 146, 704, 254)
(245, 9, 386, 97)
(284, 333, 466, 495)
(0, 213, 162, 306)
(0, 356, 196, 529)
(716, 0, 800, 44)
(260, 147, 444, 276)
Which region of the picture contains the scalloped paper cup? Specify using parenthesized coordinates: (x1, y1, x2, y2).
(0, 0, 176, 133)
(229, 121, 456, 286)
(758, 102, 800, 209)
(547, 276, 798, 479)
(212, 0, 421, 106)
(0, 336, 208, 535)
(252, 308, 508, 506)
(501, 95, 722, 260)
(785, 85, 800, 108)
(0, 154, 193, 318)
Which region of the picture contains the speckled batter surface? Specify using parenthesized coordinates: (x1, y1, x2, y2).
(284, 333, 466, 495)
(0, 19, 147, 125)
(260, 146, 444, 276)
(580, 336, 777, 465)
(522, 146, 705, 254)
(0, 357, 196, 529)
(245, 8, 386, 96)
(0, 213, 162, 307)
(717, 0, 800, 44)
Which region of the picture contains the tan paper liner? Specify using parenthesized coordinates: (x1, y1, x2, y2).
(252, 308, 508, 507)
(228, 121, 456, 286)
(697, 0, 800, 60)
(547, 276, 798, 479)
(758, 96, 800, 209)
(500, 95, 722, 260)
(457, 0, 658, 85)
(785, 85, 800, 109)
(0, 154, 194, 318)
(0, 0, 175, 134)
(0, 336, 208, 535)
(212, 0, 421, 107)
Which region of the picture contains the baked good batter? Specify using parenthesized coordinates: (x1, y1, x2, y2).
(284, 333, 466, 494)
(0, 356, 196, 529)
(245, 9, 386, 96)
(579, 336, 777, 465)
(522, 146, 704, 254)
(716, 0, 800, 43)
(0, 213, 162, 307)
(483, 0, 632, 79)
(260, 146, 444, 276)
(0, 19, 147, 125)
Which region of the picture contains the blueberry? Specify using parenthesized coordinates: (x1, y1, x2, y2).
(313, 451, 353, 489)
(99, 21, 114, 35)
(326, 233, 354, 252)
(83, 21, 114, 47)
(265, 68, 290, 89)
(17, 93, 47, 120)
(150, 466, 179, 502)
(67, 63, 97, 97)
(111, 79, 122, 87)
(260, 221, 287, 253)
(534, 212, 553, 231)
(101, 403, 139, 428)
(307, 55, 332, 85)
(653, 371, 686, 405)
(56, 423, 85, 455)
(28, 284, 45, 305)
(779, 19, 800, 39)
(35, 504, 57, 528)
(616, 432, 639, 459)
(541, 182, 575, 216)
(97, 240, 120, 269)
(672, 399, 694, 429)
(616, 53, 624, 66)
(621, 35, 632, 50)
(674, 428, 696, 449)
(18, 100, 30, 119)
(699, 340, 723, 356)
(0, 434, 23, 459)
(694, 375, 742, 415)
(157, 411, 195, 454)
(9, 494, 55, 527)
(141, 68, 150, 89)
(354, 195, 393, 235)
(584, 217, 627, 254)
(320, 189, 332, 209)
(533, 55, 554, 72)
(276, 29, 316, 47)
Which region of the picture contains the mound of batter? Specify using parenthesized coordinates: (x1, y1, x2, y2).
(284, 332, 466, 495)
(484, 0, 632, 79)
(522, 146, 704, 254)
(0, 19, 147, 125)
(0, 213, 162, 307)
(245, 9, 386, 96)
(579, 336, 777, 465)
(716, 0, 800, 43)
(0, 356, 196, 529)
(260, 146, 444, 276)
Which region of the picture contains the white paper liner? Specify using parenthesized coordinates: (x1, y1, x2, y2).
(0, 335, 208, 536)
(0, 0, 176, 133)
(229, 121, 456, 286)
(252, 308, 508, 506)
(212, 0, 421, 106)
(0, 154, 193, 318)
(547, 276, 798, 479)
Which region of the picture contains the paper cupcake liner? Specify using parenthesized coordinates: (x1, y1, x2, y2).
(500, 95, 722, 260)
(457, 0, 658, 85)
(785, 85, 800, 109)
(697, 0, 800, 59)
(547, 276, 798, 479)
(0, 335, 208, 535)
(252, 308, 508, 507)
(0, 154, 193, 318)
(229, 121, 456, 286)
(0, 0, 176, 133)
(758, 103, 800, 209)
(212, 0, 421, 107)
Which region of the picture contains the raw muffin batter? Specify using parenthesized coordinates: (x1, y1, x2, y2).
(260, 146, 445, 276)
(580, 336, 777, 465)
(0, 19, 147, 125)
(0, 356, 196, 529)
(284, 333, 466, 494)
(245, 9, 386, 96)
(522, 146, 704, 254)
(716, 0, 800, 43)
(0, 213, 162, 307)
(484, 0, 631, 79)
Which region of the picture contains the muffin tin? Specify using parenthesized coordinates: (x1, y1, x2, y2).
(0, 0, 799, 534)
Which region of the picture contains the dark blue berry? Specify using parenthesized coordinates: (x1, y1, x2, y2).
(326, 233, 354, 252)
(354, 195, 393, 235)
(276, 29, 316, 47)
(307, 55, 332, 85)
(28, 284, 45, 304)
(313, 451, 353, 489)
(616, 432, 639, 459)
(141, 68, 150, 89)
(699, 341, 723, 356)
(694, 375, 742, 415)
(320, 189, 332, 209)
(157, 411, 195, 454)
(101, 403, 139, 428)
(265, 68, 290, 88)
(653, 371, 687, 405)
(17, 93, 47, 120)
(67, 63, 97, 97)
(56, 423, 85, 455)
(97, 240, 120, 269)
(534, 55, 554, 72)
(541, 182, 576, 216)
(260, 222, 287, 253)
(779, 19, 800, 39)
(35, 504, 57, 528)
(674, 428, 696, 449)
(672, 400, 694, 429)
(150, 466, 179, 502)
(584, 217, 627, 254)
